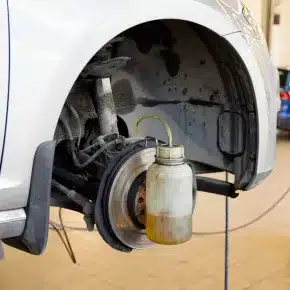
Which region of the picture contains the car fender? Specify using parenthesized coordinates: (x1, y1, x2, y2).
(224, 32, 278, 188)
(0, 0, 245, 209)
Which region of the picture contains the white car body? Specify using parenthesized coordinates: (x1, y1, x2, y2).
(0, 0, 279, 254)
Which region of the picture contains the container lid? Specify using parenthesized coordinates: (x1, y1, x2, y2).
(156, 145, 185, 165)
(156, 145, 184, 159)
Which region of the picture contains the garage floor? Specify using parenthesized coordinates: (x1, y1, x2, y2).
(1, 133, 290, 290)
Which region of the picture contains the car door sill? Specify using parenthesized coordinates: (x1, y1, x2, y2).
(0, 208, 26, 239)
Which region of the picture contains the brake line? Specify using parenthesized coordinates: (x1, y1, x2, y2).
(49, 185, 290, 266)
(193, 185, 290, 236)
(50, 185, 290, 234)
(49, 208, 77, 264)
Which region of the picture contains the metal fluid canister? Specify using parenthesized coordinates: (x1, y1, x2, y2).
(136, 116, 194, 245)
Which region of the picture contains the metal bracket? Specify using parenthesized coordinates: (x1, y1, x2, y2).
(144, 136, 159, 148)
(82, 57, 130, 78)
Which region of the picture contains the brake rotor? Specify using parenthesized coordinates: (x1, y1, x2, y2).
(95, 139, 157, 252)
(108, 148, 156, 249)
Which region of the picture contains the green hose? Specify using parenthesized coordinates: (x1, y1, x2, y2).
(136, 116, 173, 147)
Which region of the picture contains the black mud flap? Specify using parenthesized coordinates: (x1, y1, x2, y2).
(3, 141, 55, 255)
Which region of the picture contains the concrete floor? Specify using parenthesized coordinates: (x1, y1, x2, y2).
(1, 133, 290, 289)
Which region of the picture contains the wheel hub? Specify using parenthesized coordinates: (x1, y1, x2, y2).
(134, 182, 146, 226)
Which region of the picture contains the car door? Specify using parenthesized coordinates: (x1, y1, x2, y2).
(0, 0, 9, 169)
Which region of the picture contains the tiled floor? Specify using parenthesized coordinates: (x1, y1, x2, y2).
(1, 133, 290, 289)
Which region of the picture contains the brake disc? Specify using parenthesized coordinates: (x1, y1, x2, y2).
(95, 139, 157, 252)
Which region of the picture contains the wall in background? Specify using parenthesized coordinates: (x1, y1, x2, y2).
(243, 0, 288, 68)
(243, 0, 263, 25)
(273, 0, 289, 67)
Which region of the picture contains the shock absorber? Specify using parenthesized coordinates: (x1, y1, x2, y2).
(93, 77, 118, 135)
(82, 39, 131, 135)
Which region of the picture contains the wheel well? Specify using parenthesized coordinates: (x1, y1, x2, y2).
(55, 19, 257, 190)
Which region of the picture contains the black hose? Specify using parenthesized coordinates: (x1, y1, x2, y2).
(193, 186, 290, 236)
(51, 186, 290, 235)
(49, 185, 290, 264)
(76, 140, 116, 169)
(60, 117, 116, 169)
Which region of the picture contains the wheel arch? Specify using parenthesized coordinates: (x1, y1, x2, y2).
(50, 12, 240, 139)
